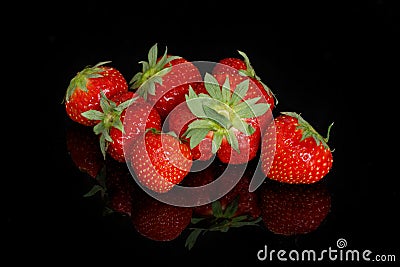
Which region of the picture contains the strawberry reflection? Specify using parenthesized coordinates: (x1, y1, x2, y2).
(82, 157, 193, 242)
(104, 159, 136, 216)
(184, 161, 261, 219)
(82, 160, 194, 244)
(66, 123, 104, 178)
(131, 189, 193, 242)
(70, 128, 332, 247)
(182, 161, 262, 250)
(258, 179, 331, 236)
(83, 159, 136, 217)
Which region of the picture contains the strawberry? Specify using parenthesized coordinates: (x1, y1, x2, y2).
(131, 190, 193, 241)
(216, 117, 262, 164)
(129, 129, 193, 193)
(184, 73, 270, 164)
(66, 122, 104, 178)
(64, 61, 128, 126)
(212, 50, 277, 111)
(82, 91, 161, 162)
(261, 112, 334, 184)
(129, 43, 203, 120)
(166, 99, 196, 135)
(258, 180, 331, 235)
(166, 99, 214, 161)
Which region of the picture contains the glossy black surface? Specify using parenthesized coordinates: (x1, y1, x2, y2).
(8, 1, 399, 265)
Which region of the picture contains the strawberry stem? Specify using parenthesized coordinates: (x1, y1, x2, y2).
(325, 122, 334, 143)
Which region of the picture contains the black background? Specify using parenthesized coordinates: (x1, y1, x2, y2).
(7, 0, 399, 265)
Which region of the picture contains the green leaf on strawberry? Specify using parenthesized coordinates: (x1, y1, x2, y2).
(129, 43, 181, 100)
(280, 112, 334, 149)
(65, 61, 112, 101)
(236, 50, 278, 105)
(81, 91, 138, 159)
(184, 72, 269, 153)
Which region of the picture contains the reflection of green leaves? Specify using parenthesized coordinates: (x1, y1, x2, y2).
(184, 196, 262, 250)
(83, 165, 107, 198)
(185, 229, 203, 251)
(83, 184, 104, 198)
(81, 165, 123, 217)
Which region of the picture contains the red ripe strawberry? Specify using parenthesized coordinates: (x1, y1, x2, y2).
(261, 112, 334, 184)
(82, 91, 161, 162)
(184, 73, 270, 164)
(216, 117, 262, 164)
(64, 61, 128, 126)
(130, 43, 203, 120)
(66, 123, 104, 178)
(131, 190, 193, 241)
(212, 50, 277, 111)
(166, 99, 214, 161)
(258, 180, 331, 235)
(166, 99, 196, 135)
(129, 129, 193, 193)
(165, 82, 208, 137)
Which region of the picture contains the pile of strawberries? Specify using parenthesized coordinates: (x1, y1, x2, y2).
(64, 43, 334, 194)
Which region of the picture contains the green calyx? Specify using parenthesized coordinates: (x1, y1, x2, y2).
(184, 73, 270, 153)
(129, 43, 181, 100)
(65, 61, 111, 102)
(184, 196, 261, 250)
(83, 166, 121, 216)
(236, 50, 278, 105)
(81, 91, 138, 159)
(281, 112, 334, 150)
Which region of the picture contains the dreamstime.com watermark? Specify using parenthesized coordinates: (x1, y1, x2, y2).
(257, 238, 397, 263)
